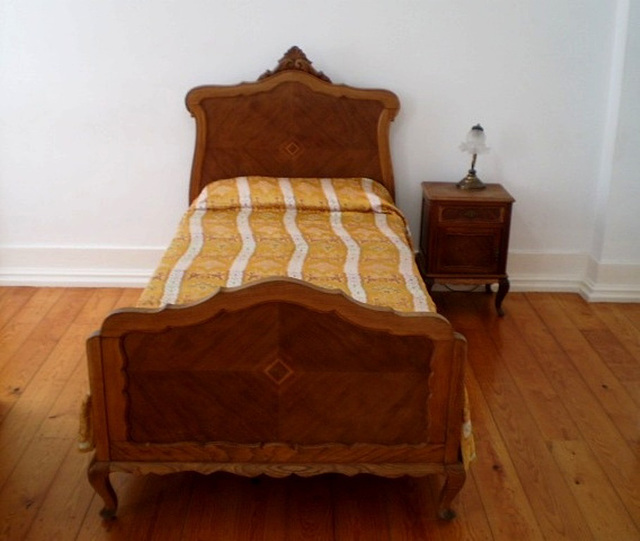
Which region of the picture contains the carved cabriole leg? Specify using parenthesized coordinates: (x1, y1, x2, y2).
(495, 277, 510, 317)
(88, 457, 118, 519)
(437, 464, 466, 520)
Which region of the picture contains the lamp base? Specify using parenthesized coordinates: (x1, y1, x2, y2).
(457, 170, 486, 190)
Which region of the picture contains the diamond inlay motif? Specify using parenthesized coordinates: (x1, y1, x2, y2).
(281, 139, 304, 158)
(265, 359, 294, 385)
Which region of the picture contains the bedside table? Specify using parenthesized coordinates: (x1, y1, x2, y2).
(417, 182, 515, 316)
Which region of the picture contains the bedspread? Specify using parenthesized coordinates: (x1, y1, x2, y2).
(139, 176, 435, 313)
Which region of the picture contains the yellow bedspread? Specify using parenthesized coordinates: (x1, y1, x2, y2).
(139, 176, 435, 313)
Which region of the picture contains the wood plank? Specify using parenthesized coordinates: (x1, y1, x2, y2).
(386, 476, 445, 541)
(434, 292, 582, 539)
(145, 472, 195, 541)
(386, 473, 493, 541)
(0, 287, 65, 372)
(332, 474, 390, 540)
(113, 288, 144, 310)
(180, 473, 253, 540)
(75, 473, 154, 540)
(527, 293, 640, 440)
(23, 444, 96, 540)
(0, 288, 92, 418)
(0, 288, 133, 539)
(115, 473, 189, 540)
(0, 286, 36, 330)
(0, 289, 123, 492)
(463, 364, 545, 540)
(436, 292, 581, 442)
(283, 475, 332, 541)
(616, 302, 640, 330)
(1, 288, 637, 539)
(550, 440, 639, 540)
(0, 433, 73, 540)
(509, 294, 640, 529)
(441, 473, 493, 540)
(590, 302, 640, 363)
(554, 294, 607, 331)
(459, 322, 590, 538)
(582, 329, 640, 389)
(39, 288, 140, 446)
(624, 381, 640, 412)
(236, 475, 288, 541)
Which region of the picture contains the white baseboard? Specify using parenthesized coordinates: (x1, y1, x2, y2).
(507, 252, 640, 302)
(1, 246, 639, 302)
(0, 268, 153, 288)
(580, 256, 640, 302)
(0, 246, 163, 288)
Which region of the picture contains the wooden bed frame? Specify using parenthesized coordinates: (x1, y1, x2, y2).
(84, 47, 468, 520)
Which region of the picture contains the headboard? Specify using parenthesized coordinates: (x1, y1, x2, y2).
(185, 47, 401, 203)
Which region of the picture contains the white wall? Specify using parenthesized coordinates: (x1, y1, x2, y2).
(608, 0, 640, 262)
(1, 0, 638, 299)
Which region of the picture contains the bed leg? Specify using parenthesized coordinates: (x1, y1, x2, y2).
(88, 458, 118, 519)
(437, 465, 466, 520)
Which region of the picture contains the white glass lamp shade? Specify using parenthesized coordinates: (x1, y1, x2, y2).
(460, 124, 489, 155)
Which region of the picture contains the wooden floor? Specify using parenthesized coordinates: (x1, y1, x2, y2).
(0, 287, 638, 540)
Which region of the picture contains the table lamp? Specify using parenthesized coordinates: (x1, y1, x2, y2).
(457, 124, 489, 190)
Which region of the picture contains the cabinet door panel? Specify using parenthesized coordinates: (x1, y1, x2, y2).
(434, 228, 502, 274)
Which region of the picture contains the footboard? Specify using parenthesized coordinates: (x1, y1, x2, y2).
(85, 278, 467, 518)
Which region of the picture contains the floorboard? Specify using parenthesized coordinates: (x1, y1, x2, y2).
(0, 287, 637, 540)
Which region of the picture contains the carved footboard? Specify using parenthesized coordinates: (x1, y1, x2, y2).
(86, 278, 467, 519)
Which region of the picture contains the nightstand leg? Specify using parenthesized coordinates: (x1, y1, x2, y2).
(495, 278, 510, 316)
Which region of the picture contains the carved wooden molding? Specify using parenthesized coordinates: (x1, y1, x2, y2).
(110, 440, 444, 463)
(259, 46, 331, 82)
(101, 459, 446, 480)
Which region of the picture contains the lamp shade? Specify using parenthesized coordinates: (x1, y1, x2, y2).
(457, 124, 489, 190)
(460, 124, 489, 155)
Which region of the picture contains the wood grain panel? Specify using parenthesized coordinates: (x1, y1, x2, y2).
(118, 296, 436, 446)
(186, 52, 399, 202)
(198, 84, 384, 184)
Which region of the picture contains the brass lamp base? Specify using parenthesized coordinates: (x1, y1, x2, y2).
(457, 170, 486, 190)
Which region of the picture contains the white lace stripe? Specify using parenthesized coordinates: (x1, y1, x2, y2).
(321, 178, 366, 303)
(160, 189, 208, 305)
(226, 177, 255, 287)
(278, 178, 308, 279)
(361, 179, 430, 312)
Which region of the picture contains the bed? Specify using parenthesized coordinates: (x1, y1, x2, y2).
(81, 47, 473, 521)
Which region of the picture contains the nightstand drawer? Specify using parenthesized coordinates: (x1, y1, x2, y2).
(439, 206, 505, 223)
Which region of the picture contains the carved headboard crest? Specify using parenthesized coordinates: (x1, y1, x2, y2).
(259, 46, 332, 83)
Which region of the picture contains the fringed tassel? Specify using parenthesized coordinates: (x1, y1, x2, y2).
(78, 393, 94, 452)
